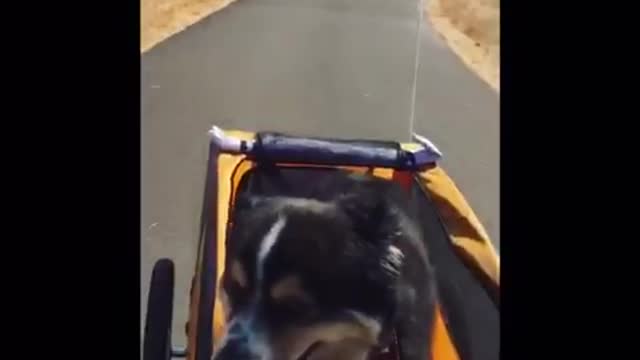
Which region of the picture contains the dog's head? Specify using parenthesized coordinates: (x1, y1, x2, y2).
(213, 190, 410, 360)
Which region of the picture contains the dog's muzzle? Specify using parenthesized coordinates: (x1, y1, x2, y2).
(213, 338, 262, 360)
(212, 319, 268, 360)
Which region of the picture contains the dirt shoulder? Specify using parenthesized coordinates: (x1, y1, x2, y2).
(426, 0, 500, 92)
(141, 0, 237, 52)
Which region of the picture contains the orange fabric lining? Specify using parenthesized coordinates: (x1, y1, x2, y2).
(417, 167, 500, 287)
(431, 305, 460, 360)
(372, 168, 394, 179)
(212, 156, 254, 343)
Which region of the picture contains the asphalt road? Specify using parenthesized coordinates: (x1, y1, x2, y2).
(141, 0, 499, 348)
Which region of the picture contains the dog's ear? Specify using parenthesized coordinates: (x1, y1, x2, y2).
(231, 195, 273, 223)
(335, 190, 392, 243)
(233, 194, 269, 212)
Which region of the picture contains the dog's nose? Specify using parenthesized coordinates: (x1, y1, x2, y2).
(213, 337, 263, 360)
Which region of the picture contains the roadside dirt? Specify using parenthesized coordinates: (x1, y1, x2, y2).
(141, 0, 237, 52)
(426, 0, 500, 92)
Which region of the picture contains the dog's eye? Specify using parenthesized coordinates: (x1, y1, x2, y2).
(270, 275, 312, 302)
(292, 299, 314, 313)
(277, 298, 316, 318)
(229, 260, 249, 289)
(224, 285, 251, 317)
(223, 264, 252, 312)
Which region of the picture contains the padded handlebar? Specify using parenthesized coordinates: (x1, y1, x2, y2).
(255, 132, 404, 168)
(208, 126, 441, 170)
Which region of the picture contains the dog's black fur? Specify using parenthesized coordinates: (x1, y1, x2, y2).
(215, 170, 436, 360)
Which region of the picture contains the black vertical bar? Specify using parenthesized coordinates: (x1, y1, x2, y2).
(195, 140, 219, 360)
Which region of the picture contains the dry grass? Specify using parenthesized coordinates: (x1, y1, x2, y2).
(426, 0, 500, 92)
(141, 0, 238, 52)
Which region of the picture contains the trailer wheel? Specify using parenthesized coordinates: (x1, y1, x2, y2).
(143, 259, 175, 360)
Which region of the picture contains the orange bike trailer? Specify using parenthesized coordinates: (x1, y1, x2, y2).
(143, 126, 500, 360)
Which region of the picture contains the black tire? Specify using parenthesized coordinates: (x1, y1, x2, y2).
(143, 259, 175, 360)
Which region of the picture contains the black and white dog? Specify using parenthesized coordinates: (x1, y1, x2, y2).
(213, 172, 436, 360)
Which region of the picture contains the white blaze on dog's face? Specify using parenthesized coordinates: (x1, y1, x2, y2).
(213, 195, 406, 360)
